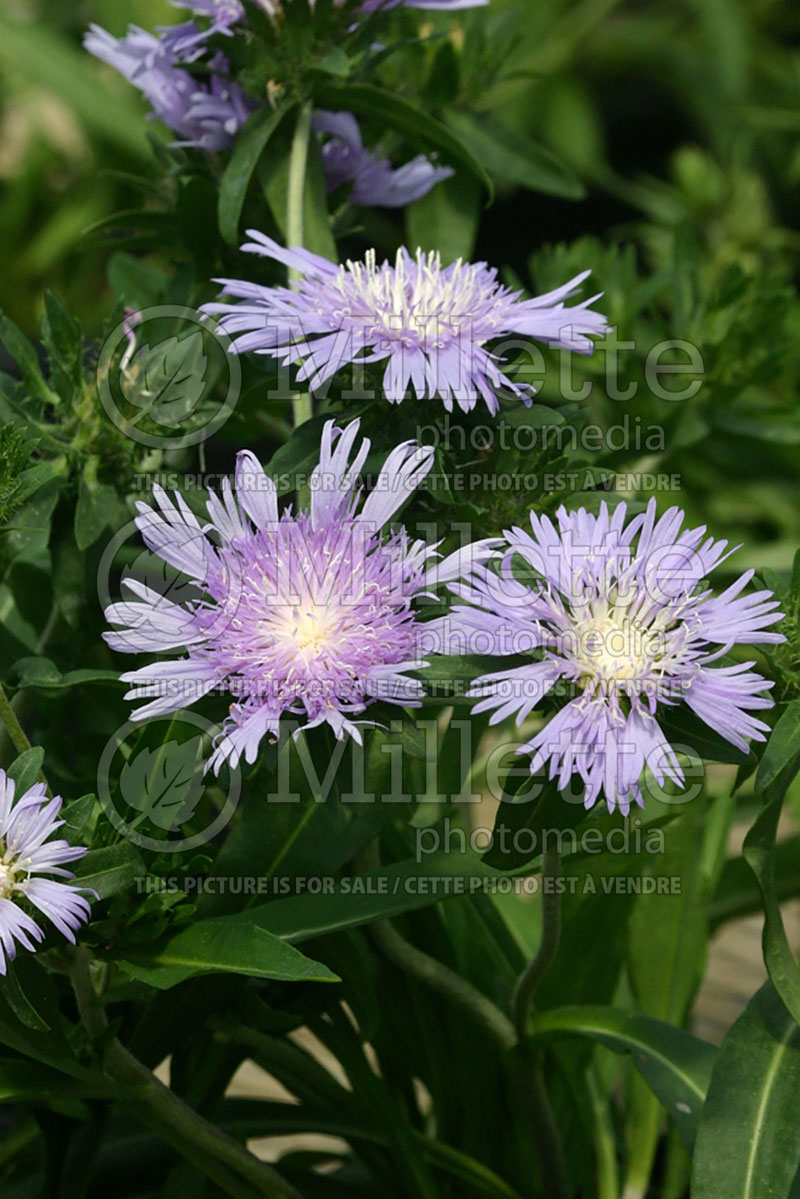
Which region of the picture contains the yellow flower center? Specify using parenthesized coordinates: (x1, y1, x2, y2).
(575, 614, 662, 685)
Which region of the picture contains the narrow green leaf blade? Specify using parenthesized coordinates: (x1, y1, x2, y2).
(527, 1005, 716, 1147)
(219, 103, 293, 245)
(118, 916, 340, 989)
(692, 982, 800, 1199)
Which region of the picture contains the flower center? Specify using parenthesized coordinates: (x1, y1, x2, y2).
(0, 848, 20, 900)
(335, 248, 495, 347)
(573, 614, 661, 686)
(293, 606, 333, 653)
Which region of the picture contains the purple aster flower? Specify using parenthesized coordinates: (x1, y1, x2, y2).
(313, 110, 453, 207)
(0, 771, 92, 974)
(104, 419, 497, 772)
(426, 500, 784, 814)
(204, 232, 607, 413)
(84, 26, 253, 152)
(159, 0, 246, 60)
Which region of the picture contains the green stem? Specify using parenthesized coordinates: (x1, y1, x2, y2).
(358, 840, 515, 1050)
(0, 604, 58, 778)
(69, 948, 300, 1199)
(0, 681, 32, 758)
(286, 101, 313, 428)
(368, 917, 517, 1051)
(512, 847, 562, 1038)
(0, 680, 50, 792)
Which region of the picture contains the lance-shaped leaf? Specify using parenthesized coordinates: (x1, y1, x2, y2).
(692, 981, 800, 1199)
(743, 790, 800, 1028)
(118, 915, 340, 989)
(526, 1005, 717, 1147)
(218, 102, 293, 245)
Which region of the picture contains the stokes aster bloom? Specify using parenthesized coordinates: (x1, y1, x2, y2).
(0, 772, 92, 974)
(85, 8, 252, 153)
(104, 420, 496, 772)
(204, 232, 607, 412)
(430, 500, 784, 813)
(314, 111, 453, 208)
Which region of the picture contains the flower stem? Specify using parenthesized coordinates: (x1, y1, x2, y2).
(286, 100, 313, 428)
(0, 682, 32, 758)
(0, 681, 50, 791)
(358, 840, 516, 1050)
(368, 916, 517, 1051)
(69, 948, 300, 1199)
(512, 846, 562, 1038)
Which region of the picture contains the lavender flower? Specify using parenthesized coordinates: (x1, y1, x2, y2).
(104, 420, 497, 772)
(84, 26, 252, 152)
(0, 772, 92, 974)
(204, 232, 607, 413)
(314, 110, 453, 207)
(427, 500, 784, 813)
(160, 0, 245, 59)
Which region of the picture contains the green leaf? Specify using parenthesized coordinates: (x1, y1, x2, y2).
(240, 851, 535, 944)
(657, 703, 751, 766)
(445, 111, 586, 199)
(11, 658, 119, 691)
(315, 83, 493, 199)
(711, 836, 800, 930)
(266, 414, 331, 494)
(743, 793, 800, 1027)
(222, 1099, 520, 1198)
(406, 174, 481, 263)
(692, 982, 800, 1199)
(527, 1005, 717, 1147)
(108, 252, 168, 309)
(0, 310, 58, 406)
(74, 843, 145, 899)
(483, 773, 590, 871)
(10, 459, 68, 510)
(218, 103, 293, 245)
(3, 960, 51, 1032)
(74, 463, 117, 551)
(312, 47, 351, 78)
(117, 915, 340, 989)
(756, 700, 800, 792)
(624, 802, 717, 1184)
(413, 653, 500, 704)
(0, 1058, 114, 1103)
(0, 991, 91, 1081)
(42, 291, 82, 393)
(7, 747, 44, 796)
(61, 794, 96, 845)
